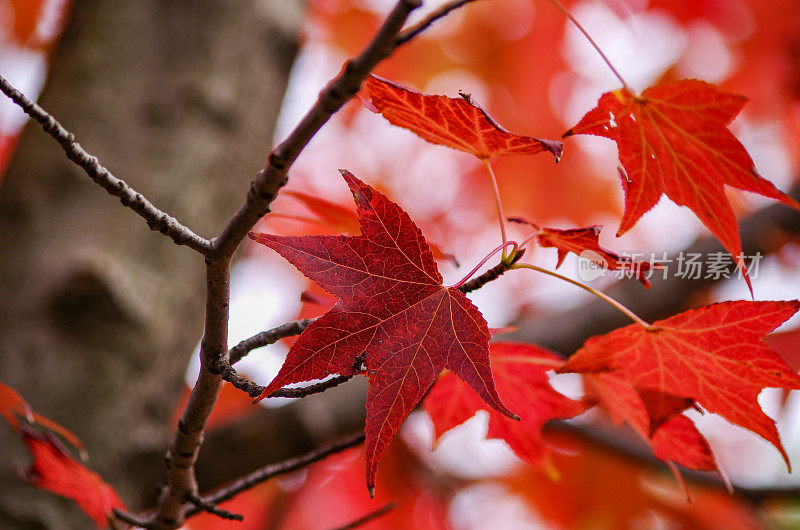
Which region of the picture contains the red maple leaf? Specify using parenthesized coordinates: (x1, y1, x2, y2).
(565, 80, 799, 286)
(19, 428, 125, 528)
(249, 170, 516, 492)
(510, 218, 660, 287)
(0, 382, 84, 452)
(559, 300, 800, 467)
(585, 373, 717, 472)
(424, 342, 586, 471)
(364, 75, 563, 160)
(275, 188, 457, 264)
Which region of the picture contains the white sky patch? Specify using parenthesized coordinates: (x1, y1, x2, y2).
(711, 254, 800, 328)
(686, 389, 800, 488)
(676, 21, 734, 83)
(562, 2, 687, 93)
(614, 198, 703, 254)
(481, 0, 536, 42)
(449, 482, 546, 530)
(424, 68, 490, 104)
(272, 34, 348, 142)
(402, 411, 521, 480)
(0, 44, 46, 135)
(735, 119, 795, 210)
(558, 2, 688, 142)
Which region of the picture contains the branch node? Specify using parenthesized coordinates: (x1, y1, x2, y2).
(186, 492, 244, 521)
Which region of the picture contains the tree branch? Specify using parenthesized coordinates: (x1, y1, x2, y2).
(395, 0, 480, 46)
(0, 75, 211, 255)
(229, 318, 315, 365)
(152, 258, 230, 528)
(184, 431, 366, 519)
(214, 0, 425, 258)
(185, 491, 244, 522)
(150, 2, 423, 527)
(459, 249, 524, 293)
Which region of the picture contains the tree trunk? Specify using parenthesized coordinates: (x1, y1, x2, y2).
(0, 0, 302, 527)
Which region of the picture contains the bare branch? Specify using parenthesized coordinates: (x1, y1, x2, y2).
(229, 318, 315, 365)
(185, 431, 366, 519)
(185, 491, 244, 522)
(330, 502, 397, 530)
(152, 259, 230, 529)
(213, 0, 423, 258)
(113, 508, 153, 529)
(396, 0, 480, 46)
(0, 75, 211, 255)
(151, 2, 423, 527)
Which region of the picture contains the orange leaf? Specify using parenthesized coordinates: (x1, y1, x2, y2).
(511, 219, 661, 287)
(0, 382, 34, 429)
(0, 382, 84, 452)
(425, 342, 585, 470)
(365, 75, 563, 160)
(586, 373, 717, 472)
(560, 300, 800, 468)
(19, 429, 125, 528)
(565, 80, 799, 288)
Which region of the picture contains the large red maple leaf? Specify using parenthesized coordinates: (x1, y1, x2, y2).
(364, 75, 563, 160)
(560, 300, 800, 467)
(249, 171, 516, 492)
(424, 342, 586, 472)
(19, 429, 125, 528)
(565, 80, 799, 286)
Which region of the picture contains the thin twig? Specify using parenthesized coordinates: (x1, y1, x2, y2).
(395, 0, 479, 45)
(328, 502, 397, 530)
(185, 432, 366, 518)
(0, 75, 211, 255)
(113, 508, 154, 529)
(228, 318, 315, 365)
(185, 491, 244, 522)
(546, 0, 631, 91)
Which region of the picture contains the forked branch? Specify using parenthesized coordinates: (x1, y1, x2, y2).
(0, 75, 211, 254)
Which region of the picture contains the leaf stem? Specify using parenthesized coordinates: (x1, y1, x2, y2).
(545, 0, 632, 92)
(512, 262, 653, 328)
(483, 159, 509, 258)
(449, 241, 518, 289)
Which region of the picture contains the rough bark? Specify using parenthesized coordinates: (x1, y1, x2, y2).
(0, 0, 302, 527)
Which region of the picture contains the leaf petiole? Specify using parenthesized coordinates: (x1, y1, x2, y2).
(511, 262, 654, 328)
(449, 241, 519, 289)
(483, 158, 509, 259)
(545, 0, 632, 92)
